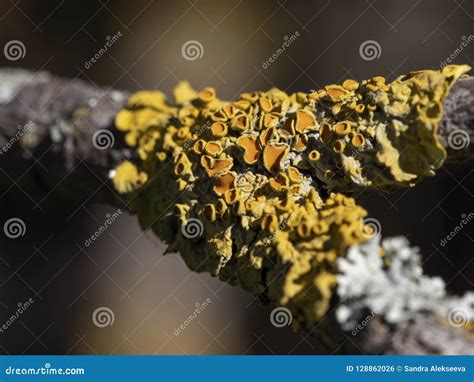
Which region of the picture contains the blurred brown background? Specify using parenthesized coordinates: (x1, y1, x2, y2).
(0, 0, 472, 354)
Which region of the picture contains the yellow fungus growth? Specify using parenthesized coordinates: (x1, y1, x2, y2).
(308, 150, 321, 162)
(204, 141, 223, 157)
(268, 173, 289, 191)
(263, 143, 289, 173)
(198, 87, 216, 103)
(231, 114, 249, 131)
(206, 158, 233, 177)
(213, 172, 236, 196)
(293, 134, 307, 152)
(112, 65, 470, 328)
(351, 134, 365, 148)
(173, 81, 197, 104)
(111, 161, 148, 194)
(263, 113, 279, 128)
(259, 97, 273, 112)
(295, 109, 317, 133)
(333, 140, 345, 153)
(287, 166, 303, 183)
(325, 85, 349, 102)
(203, 204, 216, 222)
(320, 123, 333, 143)
(342, 79, 359, 91)
(236, 136, 261, 165)
(211, 122, 228, 137)
(193, 139, 206, 155)
(156, 152, 167, 161)
(334, 121, 352, 136)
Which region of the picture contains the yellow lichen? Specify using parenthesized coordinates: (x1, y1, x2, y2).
(263, 143, 289, 173)
(213, 172, 236, 196)
(295, 109, 317, 133)
(112, 161, 148, 194)
(236, 135, 261, 165)
(207, 158, 233, 177)
(112, 65, 470, 329)
(211, 122, 228, 137)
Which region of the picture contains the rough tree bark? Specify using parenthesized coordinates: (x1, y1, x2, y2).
(0, 69, 472, 355)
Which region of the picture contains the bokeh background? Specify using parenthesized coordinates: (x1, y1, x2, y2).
(0, 0, 472, 354)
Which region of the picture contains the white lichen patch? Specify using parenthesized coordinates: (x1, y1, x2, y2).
(337, 236, 473, 330)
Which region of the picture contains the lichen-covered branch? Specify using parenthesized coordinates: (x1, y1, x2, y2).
(335, 236, 472, 354)
(0, 67, 472, 354)
(110, 65, 472, 329)
(114, 65, 472, 194)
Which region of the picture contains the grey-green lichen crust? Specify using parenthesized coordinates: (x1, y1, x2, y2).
(337, 235, 473, 332)
(111, 65, 469, 329)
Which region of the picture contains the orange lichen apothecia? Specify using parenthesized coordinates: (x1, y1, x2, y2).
(112, 65, 470, 328)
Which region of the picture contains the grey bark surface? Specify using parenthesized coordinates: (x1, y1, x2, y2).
(0, 69, 472, 355)
(0, 69, 130, 207)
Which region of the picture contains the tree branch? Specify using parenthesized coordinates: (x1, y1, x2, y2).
(0, 68, 472, 355)
(0, 69, 129, 207)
